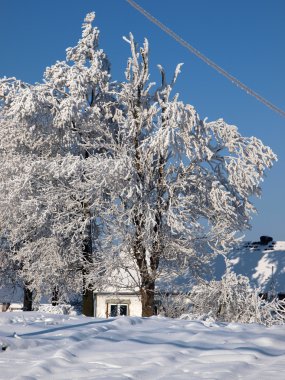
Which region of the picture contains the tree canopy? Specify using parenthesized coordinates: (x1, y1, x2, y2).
(0, 13, 276, 316)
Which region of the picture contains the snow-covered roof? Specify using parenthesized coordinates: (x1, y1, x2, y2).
(213, 239, 285, 293)
(0, 285, 23, 303)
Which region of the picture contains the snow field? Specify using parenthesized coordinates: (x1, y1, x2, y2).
(0, 312, 284, 379)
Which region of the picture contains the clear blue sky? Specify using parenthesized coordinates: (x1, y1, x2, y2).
(1, 0, 284, 241)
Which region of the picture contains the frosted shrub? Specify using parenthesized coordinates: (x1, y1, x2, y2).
(158, 292, 191, 318)
(37, 304, 78, 315)
(189, 268, 285, 325)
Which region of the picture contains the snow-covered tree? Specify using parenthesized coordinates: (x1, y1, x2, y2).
(0, 13, 117, 314)
(0, 13, 276, 318)
(99, 34, 276, 316)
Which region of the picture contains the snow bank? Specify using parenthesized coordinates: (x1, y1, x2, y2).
(0, 312, 284, 379)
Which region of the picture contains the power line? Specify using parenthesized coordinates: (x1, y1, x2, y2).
(126, 0, 285, 118)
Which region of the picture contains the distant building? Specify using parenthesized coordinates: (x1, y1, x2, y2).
(213, 236, 285, 299)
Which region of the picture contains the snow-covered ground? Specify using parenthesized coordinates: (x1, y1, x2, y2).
(0, 312, 284, 379)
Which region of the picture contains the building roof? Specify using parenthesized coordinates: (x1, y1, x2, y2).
(213, 239, 285, 293)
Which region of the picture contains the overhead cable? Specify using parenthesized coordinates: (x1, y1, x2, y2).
(126, 0, 285, 118)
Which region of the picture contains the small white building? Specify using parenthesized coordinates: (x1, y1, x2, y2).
(93, 254, 144, 317)
(94, 291, 142, 318)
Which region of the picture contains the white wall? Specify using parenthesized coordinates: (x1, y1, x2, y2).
(94, 293, 142, 318)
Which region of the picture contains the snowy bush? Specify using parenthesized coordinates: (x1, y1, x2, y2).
(36, 304, 78, 315)
(157, 292, 191, 318)
(189, 267, 285, 326)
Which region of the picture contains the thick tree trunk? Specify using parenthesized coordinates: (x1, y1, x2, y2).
(82, 222, 94, 317)
(81, 151, 94, 317)
(133, 229, 157, 317)
(23, 285, 33, 311)
(131, 77, 159, 318)
(82, 263, 94, 316)
(51, 286, 59, 306)
(140, 282, 155, 317)
(82, 288, 94, 316)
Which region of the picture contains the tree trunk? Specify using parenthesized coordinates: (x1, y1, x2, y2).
(131, 74, 158, 318)
(141, 282, 155, 317)
(23, 285, 33, 311)
(82, 223, 94, 317)
(51, 286, 59, 306)
(82, 288, 94, 316)
(133, 229, 156, 317)
(81, 150, 94, 317)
